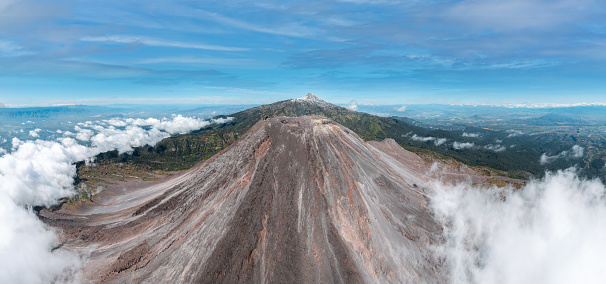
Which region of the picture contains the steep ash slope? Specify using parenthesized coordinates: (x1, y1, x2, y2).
(44, 116, 470, 283)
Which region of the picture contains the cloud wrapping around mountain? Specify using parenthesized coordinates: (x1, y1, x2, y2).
(431, 169, 606, 284)
(0, 115, 231, 283)
(540, 145, 584, 165)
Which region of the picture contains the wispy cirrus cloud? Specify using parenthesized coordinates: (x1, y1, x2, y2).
(196, 10, 320, 38)
(138, 56, 254, 66)
(0, 40, 35, 57)
(80, 35, 249, 51)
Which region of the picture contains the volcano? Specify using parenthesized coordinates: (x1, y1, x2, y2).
(43, 116, 486, 283)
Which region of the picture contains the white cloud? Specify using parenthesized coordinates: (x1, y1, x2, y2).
(462, 132, 480, 138)
(1, 138, 93, 206)
(434, 138, 448, 146)
(571, 145, 584, 158)
(540, 145, 584, 165)
(396, 105, 407, 112)
(74, 126, 93, 142)
(431, 169, 606, 284)
(196, 10, 319, 38)
(139, 56, 253, 66)
(0, 194, 83, 283)
(28, 130, 39, 138)
(72, 115, 234, 153)
(453, 141, 475, 150)
(0, 138, 91, 283)
(347, 100, 358, 111)
(0, 40, 32, 57)
(484, 144, 506, 152)
(81, 35, 248, 51)
(410, 134, 447, 146)
(506, 129, 524, 137)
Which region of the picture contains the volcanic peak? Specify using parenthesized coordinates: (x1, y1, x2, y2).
(293, 93, 332, 108)
(43, 115, 448, 283)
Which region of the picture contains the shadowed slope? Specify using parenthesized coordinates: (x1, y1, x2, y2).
(44, 116, 454, 283)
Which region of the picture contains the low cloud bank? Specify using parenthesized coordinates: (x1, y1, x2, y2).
(506, 129, 524, 137)
(72, 115, 232, 153)
(540, 145, 584, 165)
(462, 132, 480, 138)
(453, 141, 475, 149)
(484, 144, 506, 152)
(411, 134, 447, 146)
(431, 169, 606, 284)
(0, 115, 231, 283)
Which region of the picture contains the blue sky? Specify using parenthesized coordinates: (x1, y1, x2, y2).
(1, 0, 605, 106)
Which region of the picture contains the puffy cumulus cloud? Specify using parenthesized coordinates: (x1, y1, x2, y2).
(73, 115, 233, 153)
(540, 145, 584, 165)
(29, 129, 41, 138)
(113, 115, 230, 135)
(410, 134, 447, 146)
(571, 144, 584, 158)
(87, 126, 168, 154)
(346, 100, 358, 111)
(0, 147, 6, 155)
(484, 144, 506, 152)
(1, 138, 93, 207)
(462, 132, 480, 138)
(74, 126, 94, 142)
(431, 169, 606, 284)
(0, 115, 232, 282)
(453, 141, 475, 150)
(396, 105, 407, 112)
(506, 129, 524, 137)
(0, 138, 91, 283)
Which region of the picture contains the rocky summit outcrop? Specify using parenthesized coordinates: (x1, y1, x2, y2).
(44, 116, 455, 283)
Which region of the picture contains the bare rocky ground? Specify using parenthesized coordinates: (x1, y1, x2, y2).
(41, 116, 512, 283)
